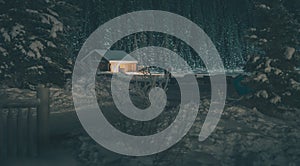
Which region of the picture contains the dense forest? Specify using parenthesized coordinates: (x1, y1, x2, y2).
(1, 0, 299, 88)
(0, 0, 255, 88)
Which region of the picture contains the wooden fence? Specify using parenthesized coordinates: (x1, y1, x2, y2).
(0, 85, 49, 158)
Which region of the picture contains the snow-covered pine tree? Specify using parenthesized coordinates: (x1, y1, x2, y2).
(243, 0, 300, 113)
(0, 0, 84, 89)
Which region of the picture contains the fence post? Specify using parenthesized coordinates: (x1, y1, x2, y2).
(37, 84, 49, 151)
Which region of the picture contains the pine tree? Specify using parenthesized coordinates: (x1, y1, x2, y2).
(0, 0, 84, 88)
(243, 0, 300, 113)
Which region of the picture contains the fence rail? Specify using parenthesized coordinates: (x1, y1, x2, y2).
(1, 99, 40, 108)
(0, 85, 49, 159)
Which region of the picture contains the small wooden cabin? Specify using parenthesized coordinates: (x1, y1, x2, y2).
(97, 50, 138, 73)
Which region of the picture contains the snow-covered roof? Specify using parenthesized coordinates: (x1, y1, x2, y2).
(93, 49, 137, 62)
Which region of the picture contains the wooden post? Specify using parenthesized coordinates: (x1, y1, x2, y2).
(17, 108, 27, 157)
(7, 109, 17, 157)
(27, 107, 37, 157)
(0, 110, 6, 159)
(2, 110, 8, 158)
(37, 84, 49, 151)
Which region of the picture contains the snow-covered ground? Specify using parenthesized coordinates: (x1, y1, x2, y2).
(1, 79, 300, 165)
(63, 99, 300, 166)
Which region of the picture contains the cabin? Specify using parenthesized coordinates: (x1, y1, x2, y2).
(95, 50, 138, 73)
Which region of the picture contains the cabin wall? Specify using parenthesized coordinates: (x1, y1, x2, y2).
(109, 62, 137, 73)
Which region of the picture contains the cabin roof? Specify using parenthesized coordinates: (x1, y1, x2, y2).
(94, 49, 137, 62)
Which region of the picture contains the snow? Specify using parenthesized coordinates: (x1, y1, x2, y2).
(1, 28, 11, 42)
(264, 58, 272, 73)
(47, 8, 59, 17)
(10, 23, 25, 39)
(258, 4, 271, 10)
(284, 47, 295, 60)
(274, 68, 282, 75)
(254, 73, 268, 83)
(65, 97, 300, 165)
(259, 38, 267, 43)
(0, 46, 8, 56)
(64, 69, 72, 75)
(256, 90, 269, 99)
(32, 10, 63, 38)
(27, 51, 35, 58)
(27, 65, 44, 71)
(67, 59, 73, 65)
(283, 91, 292, 96)
(42, 14, 63, 38)
(290, 79, 300, 91)
(270, 95, 281, 104)
(252, 56, 260, 63)
(25, 9, 39, 14)
(249, 35, 258, 39)
(41, 15, 50, 24)
(14, 44, 26, 55)
(47, 41, 56, 48)
(43, 56, 52, 62)
(29, 40, 45, 58)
